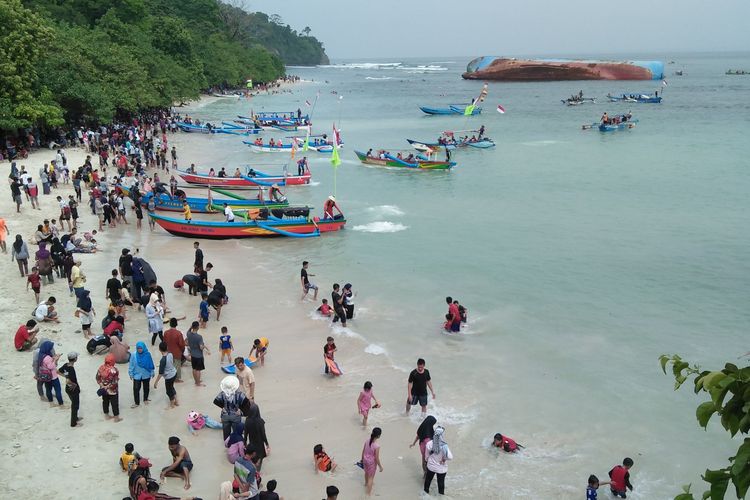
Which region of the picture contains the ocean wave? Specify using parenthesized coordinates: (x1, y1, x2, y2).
(365, 76, 393, 81)
(364, 344, 387, 356)
(521, 140, 564, 147)
(352, 221, 408, 233)
(318, 62, 402, 69)
(331, 324, 364, 340)
(366, 205, 405, 217)
(399, 65, 448, 73)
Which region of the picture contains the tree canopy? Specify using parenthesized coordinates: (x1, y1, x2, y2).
(660, 355, 750, 499)
(2, 0, 327, 130)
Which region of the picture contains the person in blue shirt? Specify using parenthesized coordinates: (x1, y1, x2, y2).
(586, 474, 610, 500)
(219, 326, 233, 364)
(128, 341, 155, 408)
(199, 293, 209, 328)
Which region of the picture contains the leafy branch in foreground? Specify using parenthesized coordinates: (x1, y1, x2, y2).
(660, 354, 750, 500)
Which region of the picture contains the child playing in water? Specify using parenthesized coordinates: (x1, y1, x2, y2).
(219, 326, 233, 364)
(198, 293, 209, 328)
(249, 337, 268, 367)
(608, 457, 634, 498)
(586, 474, 611, 500)
(313, 444, 338, 473)
(357, 381, 381, 426)
(119, 442, 141, 473)
(317, 298, 332, 317)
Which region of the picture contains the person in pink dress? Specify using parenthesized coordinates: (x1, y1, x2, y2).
(357, 381, 380, 427)
(361, 427, 383, 496)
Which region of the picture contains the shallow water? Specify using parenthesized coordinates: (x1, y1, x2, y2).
(177, 52, 749, 498)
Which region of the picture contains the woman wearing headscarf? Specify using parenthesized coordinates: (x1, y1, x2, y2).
(49, 237, 66, 279)
(145, 295, 164, 346)
(39, 164, 50, 195)
(207, 278, 227, 321)
(343, 283, 355, 319)
(410, 415, 437, 473)
(11, 234, 30, 276)
(243, 403, 270, 470)
(424, 426, 453, 495)
(37, 340, 64, 406)
(224, 421, 245, 464)
(75, 290, 95, 338)
(96, 353, 122, 422)
(109, 335, 130, 363)
(213, 376, 250, 441)
(128, 341, 155, 408)
(35, 241, 54, 284)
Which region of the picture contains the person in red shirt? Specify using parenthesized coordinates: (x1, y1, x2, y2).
(27, 266, 42, 303)
(163, 318, 186, 382)
(609, 457, 634, 498)
(446, 297, 461, 333)
(15, 320, 39, 351)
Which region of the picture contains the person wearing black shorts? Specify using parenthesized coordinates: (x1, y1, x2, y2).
(406, 358, 435, 415)
(186, 322, 209, 386)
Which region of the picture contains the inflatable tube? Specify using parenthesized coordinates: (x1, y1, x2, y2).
(256, 223, 320, 238)
(221, 357, 257, 373)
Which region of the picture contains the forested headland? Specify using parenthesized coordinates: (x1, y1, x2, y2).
(1, 0, 329, 131)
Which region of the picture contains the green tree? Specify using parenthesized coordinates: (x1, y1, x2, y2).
(660, 355, 750, 499)
(0, 0, 63, 131)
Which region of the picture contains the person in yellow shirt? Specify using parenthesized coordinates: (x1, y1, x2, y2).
(119, 442, 140, 473)
(71, 259, 86, 298)
(182, 201, 192, 222)
(249, 337, 269, 367)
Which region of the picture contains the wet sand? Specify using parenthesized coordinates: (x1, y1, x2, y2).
(0, 131, 441, 499)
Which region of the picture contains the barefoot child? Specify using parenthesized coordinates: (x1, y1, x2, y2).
(119, 442, 141, 473)
(249, 337, 268, 367)
(357, 381, 380, 426)
(586, 474, 611, 500)
(219, 326, 233, 364)
(323, 336, 337, 375)
(27, 266, 41, 303)
(198, 293, 209, 328)
(313, 444, 338, 473)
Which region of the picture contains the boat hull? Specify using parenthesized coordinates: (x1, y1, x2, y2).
(176, 170, 311, 187)
(463, 57, 665, 81)
(354, 151, 454, 170)
(150, 214, 345, 239)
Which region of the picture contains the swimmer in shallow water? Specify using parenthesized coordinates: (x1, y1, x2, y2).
(492, 433, 522, 452)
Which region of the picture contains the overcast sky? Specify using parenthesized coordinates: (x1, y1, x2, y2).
(248, 0, 749, 60)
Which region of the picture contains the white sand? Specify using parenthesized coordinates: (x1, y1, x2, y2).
(0, 136, 443, 499)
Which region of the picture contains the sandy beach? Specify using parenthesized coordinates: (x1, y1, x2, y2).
(0, 123, 443, 499)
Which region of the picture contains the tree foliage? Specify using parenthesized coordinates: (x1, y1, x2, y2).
(4, 0, 327, 130)
(660, 355, 750, 500)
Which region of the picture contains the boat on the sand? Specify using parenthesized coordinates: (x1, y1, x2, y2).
(149, 211, 346, 239)
(176, 168, 311, 187)
(119, 185, 288, 213)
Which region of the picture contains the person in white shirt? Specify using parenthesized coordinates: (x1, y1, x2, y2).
(35, 297, 59, 323)
(424, 426, 453, 495)
(223, 203, 235, 223)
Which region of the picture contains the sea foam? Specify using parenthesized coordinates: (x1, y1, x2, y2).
(352, 221, 408, 233)
(366, 205, 405, 217)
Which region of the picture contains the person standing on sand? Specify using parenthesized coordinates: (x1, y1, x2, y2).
(96, 353, 122, 422)
(243, 404, 270, 470)
(0, 216, 7, 253)
(406, 358, 436, 415)
(193, 242, 203, 271)
(410, 415, 437, 473)
(58, 352, 82, 427)
(186, 321, 209, 386)
(234, 357, 256, 400)
(38, 340, 65, 407)
(154, 341, 179, 409)
(361, 427, 383, 496)
(214, 376, 250, 441)
(11, 234, 30, 276)
(424, 426, 453, 495)
(164, 318, 186, 383)
(160, 436, 193, 490)
(146, 295, 164, 345)
(128, 341, 155, 408)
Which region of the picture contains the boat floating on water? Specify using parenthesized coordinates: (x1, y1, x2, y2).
(582, 114, 638, 132)
(607, 93, 662, 103)
(463, 57, 664, 81)
(149, 211, 346, 239)
(354, 150, 455, 170)
(406, 137, 495, 151)
(419, 105, 482, 116)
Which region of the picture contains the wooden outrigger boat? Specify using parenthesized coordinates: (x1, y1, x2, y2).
(176, 168, 311, 187)
(119, 185, 288, 213)
(354, 150, 455, 170)
(149, 211, 346, 239)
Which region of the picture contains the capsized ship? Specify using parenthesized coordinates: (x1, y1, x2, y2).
(462, 57, 664, 81)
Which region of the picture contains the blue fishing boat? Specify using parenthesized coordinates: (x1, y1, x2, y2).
(118, 185, 289, 213)
(177, 122, 243, 135)
(419, 105, 483, 116)
(406, 137, 494, 151)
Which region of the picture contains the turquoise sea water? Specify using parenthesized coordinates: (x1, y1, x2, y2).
(182, 53, 748, 498)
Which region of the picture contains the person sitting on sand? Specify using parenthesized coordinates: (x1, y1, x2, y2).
(34, 296, 59, 323)
(160, 436, 193, 490)
(15, 319, 39, 351)
(313, 444, 338, 473)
